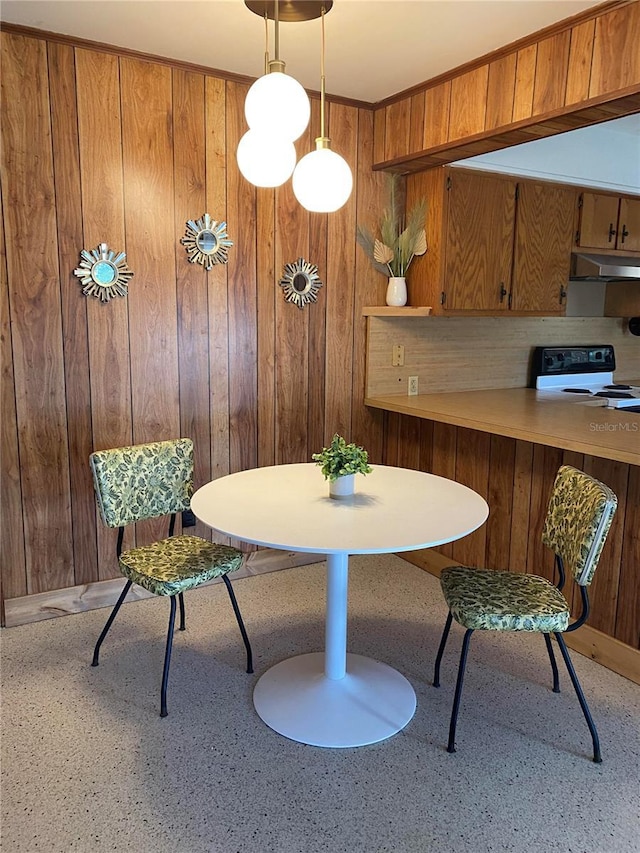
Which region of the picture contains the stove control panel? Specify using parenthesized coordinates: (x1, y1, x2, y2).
(531, 345, 616, 381)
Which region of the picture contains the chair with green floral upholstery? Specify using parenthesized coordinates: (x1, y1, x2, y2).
(89, 438, 253, 717)
(433, 464, 617, 762)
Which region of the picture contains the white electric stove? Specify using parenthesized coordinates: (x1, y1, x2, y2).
(531, 345, 640, 409)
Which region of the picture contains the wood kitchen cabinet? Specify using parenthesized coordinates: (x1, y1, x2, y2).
(577, 191, 640, 252)
(405, 167, 575, 315)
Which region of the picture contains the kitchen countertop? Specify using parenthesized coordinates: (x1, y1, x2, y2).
(365, 386, 640, 466)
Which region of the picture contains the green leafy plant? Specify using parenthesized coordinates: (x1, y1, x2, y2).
(356, 174, 427, 277)
(312, 434, 373, 482)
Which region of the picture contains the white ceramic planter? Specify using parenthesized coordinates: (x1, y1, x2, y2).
(329, 473, 355, 499)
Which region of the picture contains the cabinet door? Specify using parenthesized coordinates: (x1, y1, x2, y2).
(578, 192, 620, 249)
(511, 182, 576, 313)
(617, 198, 640, 252)
(443, 171, 516, 311)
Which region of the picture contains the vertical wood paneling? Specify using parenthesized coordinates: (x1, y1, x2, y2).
(384, 98, 411, 161)
(121, 57, 180, 546)
(48, 42, 98, 585)
(532, 32, 571, 115)
(226, 81, 257, 473)
(173, 69, 211, 540)
(256, 184, 276, 467)
(452, 428, 489, 567)
(373, 107, 386, 164)
(419, 420, 434, 473)
(0, 194, 27, 603)
(383, 413, 400, 467)
(409, 92, 426, 154)
(325, 103, 358, 440)
(1, 33, 74, 595)
(565, 19, 595, 105)
(448, 66, 488, 141)
(485, 54, 517, 130)
(589, 1, 640, 97)
(509, 440, 533, 571)
(351, 107, 385, 462)
(396, 416, 421, 470)
(615, 466, 640, 647)
(423, 82, 451, 150)
(431, 423, 457, 557)
(512, 44, 538, 121)
(485, 435, 515, 570)
(307, 98, 328, 460)
(275, 128, 310, 464)
(526, 445, 562, 582)
(581, 458, 628, 637)
(76, 48, 132, 579)
(205, 77, 231, 486)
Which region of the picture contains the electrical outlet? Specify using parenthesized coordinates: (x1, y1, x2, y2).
(392, 344, 405, 366)
(408, 376, 418, 396)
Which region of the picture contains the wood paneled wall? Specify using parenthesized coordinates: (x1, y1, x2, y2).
(0, 31, 387, 622)
(374, 0, 640, 172)
(383, 414, 639, 651)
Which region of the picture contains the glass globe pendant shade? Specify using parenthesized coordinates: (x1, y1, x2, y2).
(244, 71, 311, 142)
(292, 145, 353, 213)
(236, 129, 297, 188)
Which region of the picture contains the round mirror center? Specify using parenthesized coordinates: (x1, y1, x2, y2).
(197, 230, 218, 254)
(293, 273, 309, 293)
(92, 260, 117, 286)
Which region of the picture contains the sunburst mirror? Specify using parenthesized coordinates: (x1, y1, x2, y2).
(73, 243, 134, 302)
(279, 258, 323, 309)
(181, 214, 233, 270)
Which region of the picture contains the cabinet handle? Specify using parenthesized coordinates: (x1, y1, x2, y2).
(621, 224, 629, 244)
(608, 222, 616, 243)
(499, 282, 507, 302)
(559, 286, 567, 304)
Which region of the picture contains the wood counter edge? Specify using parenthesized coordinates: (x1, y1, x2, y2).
(365, 394, 640, 466)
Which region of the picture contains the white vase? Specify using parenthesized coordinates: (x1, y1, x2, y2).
(329, 473, 355, 499)
(386, 276, 407, 307)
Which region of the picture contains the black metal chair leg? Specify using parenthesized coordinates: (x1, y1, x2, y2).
(447, 628, 474, 754)
(178, 592, 186, 631)
(92, 580, 133, 666)
(433, 611, 454, 688)
(554, 632, 602, 763)
(222, 574, 253, 674)
(543, 633, 560, 693)
(160, 596, 178, 718)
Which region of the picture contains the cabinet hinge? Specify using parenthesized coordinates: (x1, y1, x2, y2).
(446, 176, 452, 191)
(440, 291, 447, 305)
(508, 291, 513, 309)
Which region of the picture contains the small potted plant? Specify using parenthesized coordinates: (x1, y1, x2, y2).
(312, 434, 373, 499)
(356, 174, 427, 307)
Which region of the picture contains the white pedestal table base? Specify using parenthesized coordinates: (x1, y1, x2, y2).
(253, 651, 417, 747)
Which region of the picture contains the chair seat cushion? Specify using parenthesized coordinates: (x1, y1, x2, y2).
(119, 535, 243, 597)
(440, 566, 570, 632)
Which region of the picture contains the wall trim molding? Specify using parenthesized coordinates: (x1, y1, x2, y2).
(400, 549, 640, 686)
(2, 548, 324, 629)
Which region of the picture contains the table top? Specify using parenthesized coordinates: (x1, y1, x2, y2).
(191, 463, 489, 555)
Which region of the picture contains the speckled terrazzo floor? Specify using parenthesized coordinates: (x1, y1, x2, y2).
(1, 555, 639, 853)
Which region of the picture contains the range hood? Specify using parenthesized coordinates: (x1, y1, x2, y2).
(570, 252, 640, 281)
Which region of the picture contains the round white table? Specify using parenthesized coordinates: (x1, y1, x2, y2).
(191, 463, 488, 748)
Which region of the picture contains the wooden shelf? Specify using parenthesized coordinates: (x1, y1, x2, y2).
(362, 306, 432, 317)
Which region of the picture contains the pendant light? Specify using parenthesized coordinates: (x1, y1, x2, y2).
(292, 5, 353, 213)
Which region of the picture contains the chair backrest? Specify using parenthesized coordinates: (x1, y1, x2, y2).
(541, 465, 617, 586)
(90, 438, 194, 528)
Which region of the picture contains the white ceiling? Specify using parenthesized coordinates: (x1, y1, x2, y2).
(1, 0, 604, 103)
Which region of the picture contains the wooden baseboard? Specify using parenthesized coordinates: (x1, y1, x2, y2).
(400, 549, 640, 686)
(2, 549, 325, 628)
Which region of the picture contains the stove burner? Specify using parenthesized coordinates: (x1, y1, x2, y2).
(562, 388, 591, 394)
(604, 384, 632, 390)
(594, 391, 634, 399)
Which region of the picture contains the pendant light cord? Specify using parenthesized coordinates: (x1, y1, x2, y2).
(320, 5, 326, 139)
(274, 0, 280, 62)
(263, 12, 269, 74)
